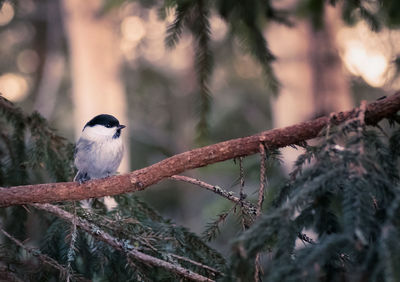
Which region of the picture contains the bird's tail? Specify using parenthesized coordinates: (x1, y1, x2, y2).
(74, 171, 90, 183)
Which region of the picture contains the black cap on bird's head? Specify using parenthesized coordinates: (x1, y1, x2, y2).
(84, 114, 126, 138)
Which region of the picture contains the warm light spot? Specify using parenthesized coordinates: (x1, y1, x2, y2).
(210, 15, 227, 41)
(343, 40, 388, 87)
(0, 73, 29, 102)
(17, 49, 40, 73)
(362, 54, 388, 87)
(121, 16, 146, 42)
(0, 1, 14, 26)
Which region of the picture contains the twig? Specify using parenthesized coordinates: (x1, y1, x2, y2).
(0, 226, 87, 282)
(254, 253, 263, 282)
(169, 175, 256, 215)
(1, 93, 400, 207)
(254, 143, 268, 281)
(257, 143, 267, 216)
(169, 253, 223, 277)
(66, 202, 78, 282)
(298, 232, 315, 245)
(0, 265, 24, 282)
(359, 100, 367, 126)
(31, 203, 215, 282)
(239, 157, 245, 200)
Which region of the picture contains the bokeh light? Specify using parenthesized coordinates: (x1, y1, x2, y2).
(343, 40, 388, 87)
(121, 16, 146, 43)
(210, 14, 227, 41)
(337, 22, 400, 88)
(0, 73, 29, 102)
(0, 1, 14, 26)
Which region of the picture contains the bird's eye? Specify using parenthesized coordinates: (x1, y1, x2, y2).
(106, 124, 112, 128)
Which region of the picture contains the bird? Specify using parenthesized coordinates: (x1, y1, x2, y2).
(74, 114, 126, 183)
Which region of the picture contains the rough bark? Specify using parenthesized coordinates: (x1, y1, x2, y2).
(0, 93, 399, 207)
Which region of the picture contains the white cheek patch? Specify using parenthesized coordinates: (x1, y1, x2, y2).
(82, 125, 116, 140)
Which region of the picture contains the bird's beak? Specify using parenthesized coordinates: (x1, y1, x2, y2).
(118, 125, 126, 130)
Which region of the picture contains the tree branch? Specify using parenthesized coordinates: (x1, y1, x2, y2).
(1, 92, 400, 207)
(169, 175, 256, 214)
(0, 225, 88, 282)
(31, 203, 214, 282)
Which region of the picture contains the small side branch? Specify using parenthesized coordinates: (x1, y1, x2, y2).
(257, 143, 267, 216)
(169, 175, 256, 215)
(169, 253, 223, 277)
(31, 203, 214, 282)
(66, 202, 78, 282)
(0, 226, 87, 281)
(254, 143, 267, 281)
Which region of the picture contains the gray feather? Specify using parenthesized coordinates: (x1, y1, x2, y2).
(74, 137, 123, 182)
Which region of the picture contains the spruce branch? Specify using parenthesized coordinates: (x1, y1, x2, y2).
(66, 202, 78, 282)
(1, 92, 400, 207)
(169, 253, 223, 277)
(192, 0, 213, 142)
(0, 265, 24, 282)
(170, 175, 256, 214)
(0, 225, 87, 282)
(31, 203, 215, 282)
(202, 210, 231, 242)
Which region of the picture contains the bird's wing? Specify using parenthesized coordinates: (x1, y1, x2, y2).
(74, 138, 94, 168)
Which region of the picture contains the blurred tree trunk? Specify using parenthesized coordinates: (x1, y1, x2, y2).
(269, 4, 352, 170)
(34, 0, 65, 119)
(61, 0, 130, 173)
(308, 5, 353, 117)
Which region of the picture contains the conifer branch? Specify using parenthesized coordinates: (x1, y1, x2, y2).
(31, 203, 215, 282)
(1, 92, 400, 207)
(169, 253, 223, 277)
(0, 265, 24, 282)
(170, 175, 256, 214)
(66, 202, 78, 282)
(0, 225, 87, 281)
(254, 144, 267, 281)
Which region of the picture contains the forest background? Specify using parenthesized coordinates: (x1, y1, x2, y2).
(1, 0, 400, 281)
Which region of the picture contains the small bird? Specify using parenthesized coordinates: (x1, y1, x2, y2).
(74, 114, 126, 183)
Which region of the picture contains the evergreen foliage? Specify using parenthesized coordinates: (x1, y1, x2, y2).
(227, 110, 400, 281)
(2, 0, 400, 281)
(0, 96, 226, 280)
(3, 98, 400, 280)
(158, 0, 400, 140)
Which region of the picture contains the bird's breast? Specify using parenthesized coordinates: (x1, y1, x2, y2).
(91, 138, 124, 174)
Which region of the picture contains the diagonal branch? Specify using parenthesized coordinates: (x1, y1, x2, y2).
(0, 225, 88, 282)
(31, 203, 214, 282)
(1, 92, 400, 207)
(169, 175, 256, 214)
